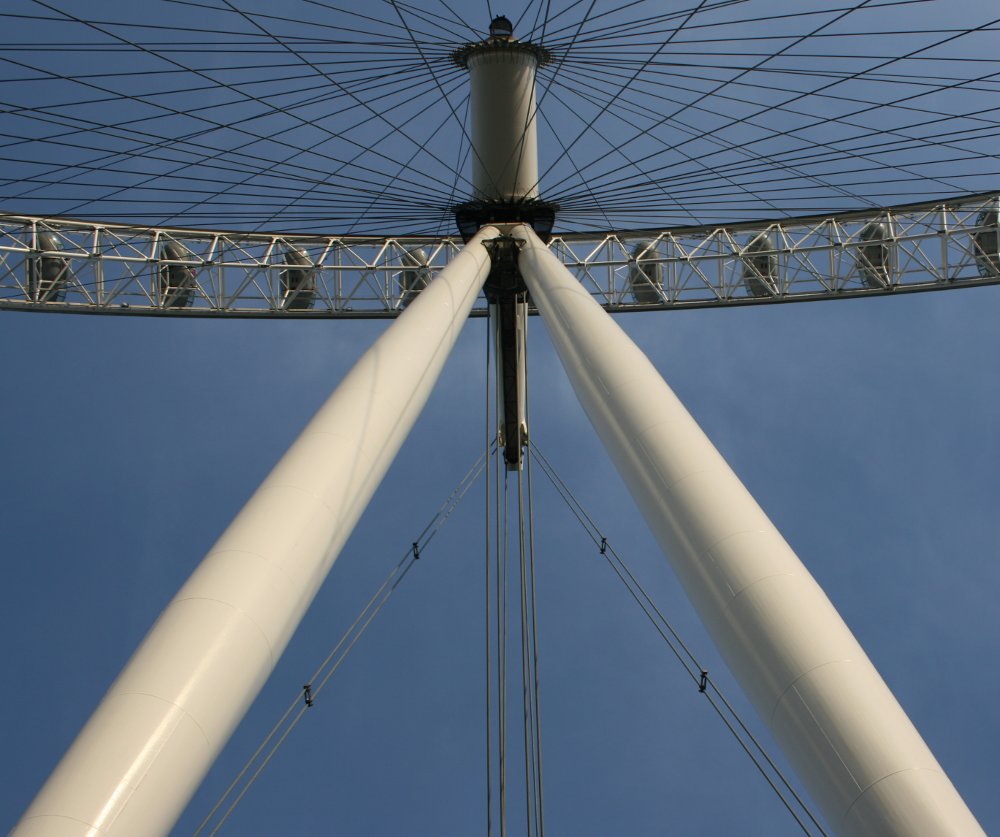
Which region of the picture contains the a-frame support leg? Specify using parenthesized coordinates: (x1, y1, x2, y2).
(515, 223, 982, 837)
(14, 228, 499, 837)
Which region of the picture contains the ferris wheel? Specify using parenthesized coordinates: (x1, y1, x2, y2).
(1, 1, 998, 834)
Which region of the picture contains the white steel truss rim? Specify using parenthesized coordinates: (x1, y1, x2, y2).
(2, 190, 995, 245)
(2, 192, 999, 319)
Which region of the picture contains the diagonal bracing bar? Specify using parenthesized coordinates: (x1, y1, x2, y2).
(514, 223, 984, 836)
(12, 227, 499, 837)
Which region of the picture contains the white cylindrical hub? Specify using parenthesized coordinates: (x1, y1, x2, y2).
(515, 224, 983, 836)
(466, 44, 543, 202)
(14, 227, 499, 837)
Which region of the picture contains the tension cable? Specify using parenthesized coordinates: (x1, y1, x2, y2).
(528, 440, 827, 837)
(194, 447, 491, 836)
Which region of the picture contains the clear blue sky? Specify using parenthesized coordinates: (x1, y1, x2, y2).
(1, 1, 998, 835)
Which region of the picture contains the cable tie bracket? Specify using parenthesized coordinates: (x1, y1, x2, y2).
(412, 541, 421, 561)
(698, 670, 708, 693)
(303, 683, 314, 708)
(599, 536, 607, 555)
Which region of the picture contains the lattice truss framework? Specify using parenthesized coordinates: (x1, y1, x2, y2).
(3, 193, 999, 317)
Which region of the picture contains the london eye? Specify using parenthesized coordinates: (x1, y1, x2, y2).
(1, 2, 998, 834)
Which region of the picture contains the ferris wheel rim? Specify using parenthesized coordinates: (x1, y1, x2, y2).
(2, 189, 999, 319)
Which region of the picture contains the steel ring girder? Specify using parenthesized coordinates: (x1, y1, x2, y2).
(1, 192, 998, 318)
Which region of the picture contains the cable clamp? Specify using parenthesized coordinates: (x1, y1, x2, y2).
(599, 536, 607, 555)
(698, 670, 708, 693)
(303, 684, 314, 707)
(412, 541, 421, 561)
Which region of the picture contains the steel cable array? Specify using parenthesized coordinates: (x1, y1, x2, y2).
(1, 0, 998, 234)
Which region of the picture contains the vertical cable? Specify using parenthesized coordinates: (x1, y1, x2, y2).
(500, 467, 509, 837)
(484, 314, 493, 837)
(496, 357, 508, 837)
(516, 464, 535, 835)
(524, 352, 546, 837)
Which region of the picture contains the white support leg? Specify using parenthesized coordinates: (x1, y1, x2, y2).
(515, 224, 983, 836)
(13, 226, 499, 837)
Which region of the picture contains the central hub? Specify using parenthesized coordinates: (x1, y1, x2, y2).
(453, 18, 555, 469)
(452, 17, 556, 240)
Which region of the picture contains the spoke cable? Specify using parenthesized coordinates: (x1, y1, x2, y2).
(18, 1, 468, 221)
(541, 5, 1000, 208)
(528, 0, 713, 198)
(537, 0, 884, 204)
(542, 58, 994, 204)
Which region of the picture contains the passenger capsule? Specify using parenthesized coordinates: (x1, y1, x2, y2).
(857, 221, 893, 289)
(28, 231, 70, 303)
(280, 247, 317, 310)
(972, 208, 1000, 278)
(627, 242, 663, 304)
(400, 248, 429, 308)
(159, 241, 197, 308)
(742, 232, 777, 298)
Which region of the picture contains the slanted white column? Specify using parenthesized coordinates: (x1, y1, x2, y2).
(515, 224, 983, 836)
(14, 226, 499, 837)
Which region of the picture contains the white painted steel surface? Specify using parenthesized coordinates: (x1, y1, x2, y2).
(12, 227, 499, 837)
(468, 47, 541, 201)
(515, 224, 984, 836)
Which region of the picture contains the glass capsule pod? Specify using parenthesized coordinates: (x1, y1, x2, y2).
(159, 241, 197, 308)
(27, 231, 70, 303)
(280, 247, 317, 310)
(627, 241, 663, 305)
(399, 247, 429, 308)
(972, 208, 1000, 279)
(856, 220, 894, 289)
(741, 232, 777, 298)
